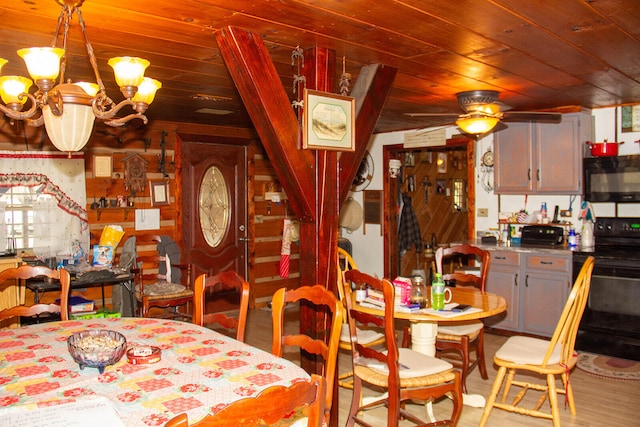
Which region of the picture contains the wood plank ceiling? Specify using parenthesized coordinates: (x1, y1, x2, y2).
(1, 0, 639, 134)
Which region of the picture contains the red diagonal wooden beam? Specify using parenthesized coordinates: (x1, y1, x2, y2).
(215, 26, 316, 221)
(338, 64, 397, 204)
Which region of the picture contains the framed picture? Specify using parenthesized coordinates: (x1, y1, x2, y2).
(437, 152, 447, 173)
(621, 105, 640, 132)
(93, 155, 112, 178)
(404, 151, 415, 167)
(149, 181, 170, 206)
(302, 89, 355, 151)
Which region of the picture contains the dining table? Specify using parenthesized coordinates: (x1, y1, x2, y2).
(0, 317, 310, 426)
(353, 286, 507, 408)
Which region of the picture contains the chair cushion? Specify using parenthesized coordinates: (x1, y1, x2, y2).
(365, 348, 453, 379)
(437, 320, 483, 337)
(340, 323, 385, 345)
(140, 282, 187, 296)
(495, 335, 561, 365)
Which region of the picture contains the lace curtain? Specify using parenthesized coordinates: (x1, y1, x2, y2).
(0, 151, 88, 257)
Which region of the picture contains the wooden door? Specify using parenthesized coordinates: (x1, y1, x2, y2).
(180, 140, 248, 280)
(383, 138, 475, 279)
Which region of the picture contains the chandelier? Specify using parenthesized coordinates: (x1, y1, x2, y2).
(0, 0, 161, 155)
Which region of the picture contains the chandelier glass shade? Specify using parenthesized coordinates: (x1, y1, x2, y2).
(456, 114, 500, 136)
(0, 76, 33, 106)
(0, 0, 161, 155)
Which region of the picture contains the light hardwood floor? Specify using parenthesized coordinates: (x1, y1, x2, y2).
(243, 304, 639, 427)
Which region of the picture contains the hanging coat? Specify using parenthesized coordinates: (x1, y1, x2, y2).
(398, 193, 422, 254)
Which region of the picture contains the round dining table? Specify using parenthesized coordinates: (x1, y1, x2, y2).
(354, 286, 506, 356)
(353, 286, 507, 408)
(0, 317, 309, 426)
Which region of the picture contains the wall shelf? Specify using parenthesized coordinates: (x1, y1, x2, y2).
(93, 207, 133, 221)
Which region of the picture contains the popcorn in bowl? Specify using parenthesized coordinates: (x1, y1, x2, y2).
(67, 329, 127, 374)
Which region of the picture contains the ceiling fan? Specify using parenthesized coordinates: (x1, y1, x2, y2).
(404, 90, 562, 136)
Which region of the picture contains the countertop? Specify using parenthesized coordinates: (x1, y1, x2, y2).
(468, 240, 590, 255)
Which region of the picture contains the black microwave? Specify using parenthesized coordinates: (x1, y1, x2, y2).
(584, 154, 640, 202)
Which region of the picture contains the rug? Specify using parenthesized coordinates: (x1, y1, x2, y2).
(577, 352, 640, 381)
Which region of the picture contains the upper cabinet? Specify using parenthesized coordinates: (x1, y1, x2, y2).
(494, 112, 593, 194)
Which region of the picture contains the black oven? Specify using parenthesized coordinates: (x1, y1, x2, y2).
(574, 217, 640, 361)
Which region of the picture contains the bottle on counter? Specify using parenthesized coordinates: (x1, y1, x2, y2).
(541, 202, 547, 219)
(568, 228, 577, 248)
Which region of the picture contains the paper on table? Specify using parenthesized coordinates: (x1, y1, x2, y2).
(1, 396, 124, 427)
(422, 303, 482, 318)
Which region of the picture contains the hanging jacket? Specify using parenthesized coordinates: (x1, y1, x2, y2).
(398, 193, 422, 254)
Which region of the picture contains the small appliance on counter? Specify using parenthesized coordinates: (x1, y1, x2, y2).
(520, 225, 564, 247)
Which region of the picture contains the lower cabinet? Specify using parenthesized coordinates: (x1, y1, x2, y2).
(486, 250, 572, 337)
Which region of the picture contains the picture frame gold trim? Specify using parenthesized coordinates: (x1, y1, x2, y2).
(302, 89, 355, 151)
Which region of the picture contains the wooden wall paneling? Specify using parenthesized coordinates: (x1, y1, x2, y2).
(251, 147, 299, 307)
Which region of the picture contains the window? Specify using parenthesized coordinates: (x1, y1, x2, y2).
(1, 185, 54, 250)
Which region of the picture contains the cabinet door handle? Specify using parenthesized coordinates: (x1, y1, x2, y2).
(514, 273, 518, 287)
(527, 168, 531, 181)
(540, 260, 553, 265)
(536, 169, 540, 181)
(525, 274, 529, 287)
(495, 256, 507, 260)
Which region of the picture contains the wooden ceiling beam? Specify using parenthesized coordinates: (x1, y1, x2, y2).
(339, 64, 397, 204)
(215, 26, 316, 221)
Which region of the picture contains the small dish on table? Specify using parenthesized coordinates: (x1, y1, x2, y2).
(67, 329, 127, 374)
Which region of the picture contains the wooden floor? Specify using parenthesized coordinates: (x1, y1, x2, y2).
(243, 304, 640, 427)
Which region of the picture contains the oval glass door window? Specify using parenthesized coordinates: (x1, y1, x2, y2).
(199, 166, 230, 247)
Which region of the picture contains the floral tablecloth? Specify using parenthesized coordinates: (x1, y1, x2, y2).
(0, 317, 309, 426)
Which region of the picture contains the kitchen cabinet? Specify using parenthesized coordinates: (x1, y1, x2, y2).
(494, 112, 593, 195)
(486, 250, 572, 337)
(485, 251, 520, 331)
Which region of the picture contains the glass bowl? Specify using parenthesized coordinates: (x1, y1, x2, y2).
(67, 329, 127, 374)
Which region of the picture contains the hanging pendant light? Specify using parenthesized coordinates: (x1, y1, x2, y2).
(0, 0, 161, 156)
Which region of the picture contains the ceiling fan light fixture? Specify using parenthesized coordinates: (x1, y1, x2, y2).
(456, 115, 500, 135)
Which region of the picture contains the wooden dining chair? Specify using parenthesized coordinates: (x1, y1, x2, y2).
(479, 256, 595, 427)
(0, 265, 71, 322)
(343, 269, 462, 427)
(435, 244, 490, 392)
(133, 235, 193, 320)
(271, 285, 342, 418)
(164, 374, 326, 426)
(402, 244, 490, 392)
(193, 270, 250, 341)
(336, 247, 385, 389)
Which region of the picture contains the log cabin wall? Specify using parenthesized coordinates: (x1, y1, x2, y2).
(0, 121, 299, 309)
(252, 145, 299, 306)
